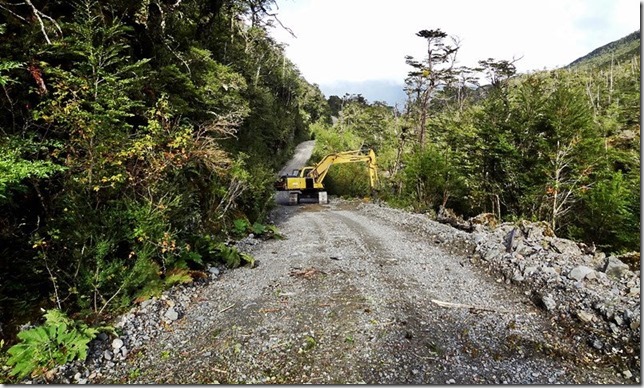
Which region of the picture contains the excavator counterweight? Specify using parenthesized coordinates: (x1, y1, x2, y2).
(274, 148, 378, 204)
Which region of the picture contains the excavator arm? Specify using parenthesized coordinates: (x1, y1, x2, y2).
(306, 148, 379, 188)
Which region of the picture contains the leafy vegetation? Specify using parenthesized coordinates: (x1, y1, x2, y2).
(567, 30, 640, 70)
(6, 309, 98, 379)
(315, 29, 640, 256)
(0, 0, 327, 354)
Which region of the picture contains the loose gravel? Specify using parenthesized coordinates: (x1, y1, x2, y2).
(29, 197, 639, 384)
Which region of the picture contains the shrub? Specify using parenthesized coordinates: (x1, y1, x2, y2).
(6, 310, 98, 380)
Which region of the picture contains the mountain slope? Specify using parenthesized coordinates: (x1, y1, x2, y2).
(567, 30, 640, 69)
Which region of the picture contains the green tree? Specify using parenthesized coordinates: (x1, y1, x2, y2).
(404, 29, 460, 147)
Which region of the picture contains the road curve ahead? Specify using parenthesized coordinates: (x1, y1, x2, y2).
(277, 140, 315, 177)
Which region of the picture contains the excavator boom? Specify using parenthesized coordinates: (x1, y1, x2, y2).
(306, 148, 378, 187)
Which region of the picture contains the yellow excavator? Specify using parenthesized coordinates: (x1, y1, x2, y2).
(274, 147, 378, 205)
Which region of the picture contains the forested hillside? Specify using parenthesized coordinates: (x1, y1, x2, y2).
(0, 0, 329, 346)
(316, 29, 640, 256)
(567, 30, 640, 69)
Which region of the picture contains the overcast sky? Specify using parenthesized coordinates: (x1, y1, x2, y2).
(269, 0, 641, 87)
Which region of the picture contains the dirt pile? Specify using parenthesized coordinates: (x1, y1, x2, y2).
(468, 218, 640, 372)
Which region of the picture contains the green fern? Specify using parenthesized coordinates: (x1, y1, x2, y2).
(211, 243, 255, 268)
(164, 269, 194, 286)
(6, 310, 98, 380)
(251, 222, 283, 240)
(251, 222, 266, 235)
(232, 218, 250, 237)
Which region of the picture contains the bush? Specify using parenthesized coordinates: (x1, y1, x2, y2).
(6, 310, 98, 380)
(401, 145, 466, 213)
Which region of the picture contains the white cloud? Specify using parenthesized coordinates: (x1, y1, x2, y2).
(270, 0, 640, 85)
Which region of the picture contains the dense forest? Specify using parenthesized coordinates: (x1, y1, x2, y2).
(0, 0, 329, 360)
(0, 0, 639, 380)
(315, 29, 640, 255)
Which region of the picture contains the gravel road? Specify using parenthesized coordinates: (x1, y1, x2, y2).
(30, 140, 636, 385)
(277, 140, 315, 177)
(90, 198, 630, 384)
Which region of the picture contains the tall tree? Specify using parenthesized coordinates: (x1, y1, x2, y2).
(404, 29, 459, 147)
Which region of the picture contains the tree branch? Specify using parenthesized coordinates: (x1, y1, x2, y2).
(23, 0, 62, 43)
(258, 3, 296, 38)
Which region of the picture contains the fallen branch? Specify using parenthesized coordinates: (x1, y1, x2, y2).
(430, 299, 511, 314)
(289, 267, 326, 279)
(218, 303, 235, 314)
(258, 308, 280, 313)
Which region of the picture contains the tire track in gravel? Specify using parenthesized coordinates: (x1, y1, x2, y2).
(315, 205, 621, 384)
(315, 207, 529, 384)
(102, 200, 624, 384)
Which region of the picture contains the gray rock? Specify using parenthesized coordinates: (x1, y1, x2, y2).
(549, 238, 582, 257)
(483, 248, 501, 261)
(165, 307, 179, 321)
(512, 271, 524, 282)
(504, 228, 519, 252)
(542, 266, 559, 278)
(103, 350, 113, 361)
(614, 315, 624, 326)
(541, 294, 557, 311)
(97, 332, 108, 341)
(516, 242, 537, 256)
(576, 310, 595, 323)
(523, 266, 538, 276)
(592, 339, 603, 349)
(111, 338, 124, 350)
(604, 257, 633, 280)
(609, 322, 620, 334)
(568, 266, 595, 282)
(208, 266, 220, 276)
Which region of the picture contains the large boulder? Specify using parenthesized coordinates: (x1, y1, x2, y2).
(568, 265, 596, 282)
(549, 238, 583, 258)
(603, 256, 634, 280)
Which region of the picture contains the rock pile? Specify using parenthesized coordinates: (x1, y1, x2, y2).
(22, 265, 223, 384)
(470, 219, 640, 372)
